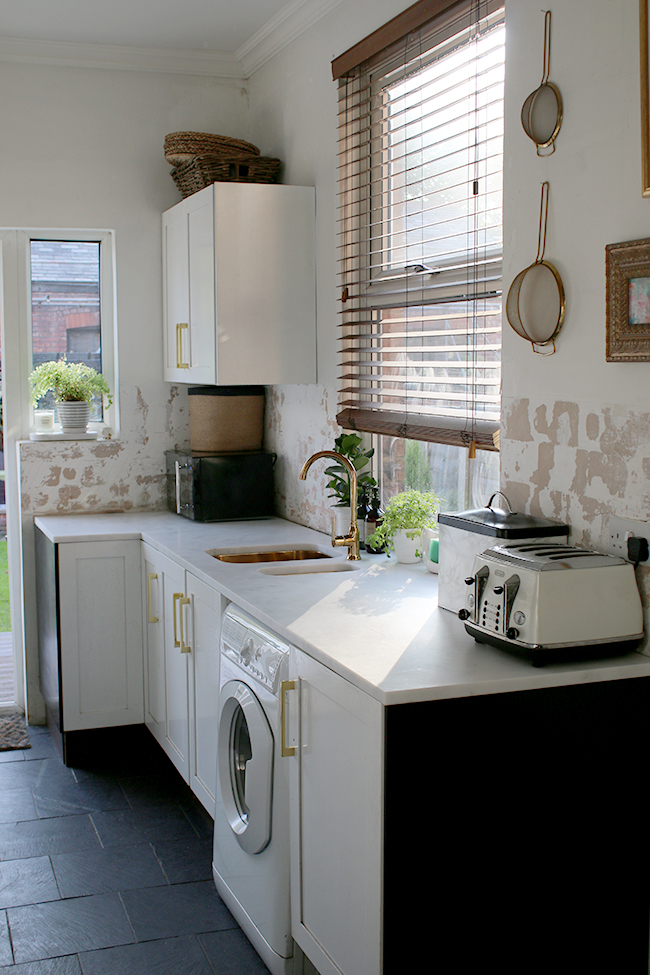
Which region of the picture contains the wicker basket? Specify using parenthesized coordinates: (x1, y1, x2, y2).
(171, 153, 282, 198)
(164, 131, 260, 167)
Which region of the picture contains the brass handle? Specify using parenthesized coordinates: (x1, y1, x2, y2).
(173, 592, 183, 647)
(176, 322, 189, 369)
(147, 573, 158, 624)
(281, 680, 296, 757)
(179, 596, 191, 653)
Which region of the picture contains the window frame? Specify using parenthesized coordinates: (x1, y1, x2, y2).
(334, 0, 504, 455)
(2, 227, 118, 439)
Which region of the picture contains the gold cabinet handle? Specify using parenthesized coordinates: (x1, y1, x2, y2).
(173, 592, 184, 647)
(179, 596, 191, 653)
(281, 679, 296, 757)
(147, 573, 158, 624)
(176, 322, 189, 369)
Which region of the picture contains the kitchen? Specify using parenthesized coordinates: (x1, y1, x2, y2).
(2, 0, 650, 972)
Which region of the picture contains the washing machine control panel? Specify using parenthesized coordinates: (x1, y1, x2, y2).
(221, 610, 289, 694)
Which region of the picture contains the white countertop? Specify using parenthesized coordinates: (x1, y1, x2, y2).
(35, 511, 650, 705)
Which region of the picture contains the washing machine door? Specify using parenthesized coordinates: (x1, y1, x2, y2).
(218, 679, 274, 854)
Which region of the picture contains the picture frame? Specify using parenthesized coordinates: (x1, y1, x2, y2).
(641, 0, 650, 195)
(606, 238, 650, 361)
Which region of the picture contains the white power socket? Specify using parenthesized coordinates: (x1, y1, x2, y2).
(608, 516, 650, 563)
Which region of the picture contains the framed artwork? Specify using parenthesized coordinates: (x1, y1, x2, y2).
(641, 0, 650, 195)
(606, 238, 650, 361)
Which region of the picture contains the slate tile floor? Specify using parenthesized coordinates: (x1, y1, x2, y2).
(0, 725, 271, 974)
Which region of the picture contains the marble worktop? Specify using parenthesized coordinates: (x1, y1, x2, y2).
(34, 511, 650, 705)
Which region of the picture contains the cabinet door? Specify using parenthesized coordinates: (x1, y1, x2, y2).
(142, 543, 190, 781)
(58, 540, 143, 732)
(162, 187, 215, 384)
(288, 649, 384, 975)
(186, 571, 223, 813)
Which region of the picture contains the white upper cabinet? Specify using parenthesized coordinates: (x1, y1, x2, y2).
(162, 182, 317, 385)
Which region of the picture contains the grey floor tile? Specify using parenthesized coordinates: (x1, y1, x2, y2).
(0, 855, 60, 909)
(90, 806, 200, 849)
(198, 929, 272, 974)
(0, 748, 26, 764)
(32, 775, 129, 819)
(0, 786, 39, 825)
(120, 881, 236, 941)
(8, 892, 135, 964)
(79, 935, 215, 975)
(52, 844, 167, 898)
(152, 835, 214, 884)
(117, 772, 187, 810)
(23, 730, 59, 762)
(0, 955, 82, 974)
(0, 815, 101, 860)
(0, 911, 12, 966)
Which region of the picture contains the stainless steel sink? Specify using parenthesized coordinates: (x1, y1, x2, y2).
(206, 546, 332, 563)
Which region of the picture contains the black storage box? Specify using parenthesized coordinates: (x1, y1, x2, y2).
(166, 450, 275, 522)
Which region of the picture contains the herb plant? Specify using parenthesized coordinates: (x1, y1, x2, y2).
(365, 489, 440, 556)
(325, 433, 377, 507)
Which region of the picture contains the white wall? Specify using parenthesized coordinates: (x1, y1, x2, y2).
(500, 0, 650, 646)
(0, 59, 249, 718)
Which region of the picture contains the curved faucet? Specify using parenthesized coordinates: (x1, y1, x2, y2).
(299, 450, 360, 561)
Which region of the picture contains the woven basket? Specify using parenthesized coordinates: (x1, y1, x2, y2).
(171, 154, 282, 198)
(164, 131, 260, 167)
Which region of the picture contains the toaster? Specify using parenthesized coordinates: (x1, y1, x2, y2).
(459, 541, 644, 665)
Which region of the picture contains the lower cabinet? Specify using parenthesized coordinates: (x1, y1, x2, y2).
(35, 529, 144, 753)
(142, 542, 222, 812)
(287, 661, 650, 975)
(286, 648, 383, 975)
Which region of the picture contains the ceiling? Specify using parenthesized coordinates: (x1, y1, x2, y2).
(0, 0, 295, 53)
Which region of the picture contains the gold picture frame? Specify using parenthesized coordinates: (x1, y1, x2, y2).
(641, 0, 650, 195)
(606, 238, 650, 361)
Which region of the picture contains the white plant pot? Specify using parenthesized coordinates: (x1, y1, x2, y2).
(56, 401, 90, 434)
(392, 529, 422, 564)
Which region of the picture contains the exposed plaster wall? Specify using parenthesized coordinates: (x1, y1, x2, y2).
(501, 0, 650, 650)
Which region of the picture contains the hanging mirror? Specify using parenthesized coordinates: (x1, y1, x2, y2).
(506, 182, 565, 355)
(521, 11, 563, 156)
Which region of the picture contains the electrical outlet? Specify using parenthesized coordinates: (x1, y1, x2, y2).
(608, 516, 650, 562)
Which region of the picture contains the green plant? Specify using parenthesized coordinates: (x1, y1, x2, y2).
(325, 433, 377, 507)
(366, 489, 440, 556)
(29, 359, 113, 407)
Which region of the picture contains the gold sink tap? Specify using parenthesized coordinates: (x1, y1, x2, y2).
(299, 450, 361, 561)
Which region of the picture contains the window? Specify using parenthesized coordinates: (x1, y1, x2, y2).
(30, 240, 105, 421)
(334, 0, 504, 510)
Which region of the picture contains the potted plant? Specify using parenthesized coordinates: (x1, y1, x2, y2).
(325, 433, 377, 535)
(365, 489, 440, 563)
(29, 359, 113, 435)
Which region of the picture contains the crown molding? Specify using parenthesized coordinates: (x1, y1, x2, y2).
(237, 0, 347, 76)
(0, 35, 247, 81)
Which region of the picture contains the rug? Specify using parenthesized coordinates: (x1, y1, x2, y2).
(0, 714, 31, 750)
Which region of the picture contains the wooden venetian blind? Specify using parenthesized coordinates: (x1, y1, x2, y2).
(335, 0, 505, 450)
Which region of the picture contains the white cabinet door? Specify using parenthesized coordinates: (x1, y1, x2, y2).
(186, 571, 223, 814)
(288, 649, 384, 975)
(141, 543, 190, 781)
(58, 540, 143, 732)
(162, 190, 216, 384)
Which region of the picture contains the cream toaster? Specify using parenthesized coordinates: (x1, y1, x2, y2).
(459, 541, 644, 666)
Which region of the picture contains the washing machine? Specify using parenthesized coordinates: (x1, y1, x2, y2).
(213, 604, 302, 975)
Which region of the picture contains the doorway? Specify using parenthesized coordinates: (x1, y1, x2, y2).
(0, 324, 15, 709)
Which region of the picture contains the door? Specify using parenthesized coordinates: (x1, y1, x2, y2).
(162, 188, 215, 384)
(186, 571, 222, 813)
(142, 543, 190, 781)
(287, 649, 384, 975)
(58, 540, 143, 731)
(217, 679, 274, 855)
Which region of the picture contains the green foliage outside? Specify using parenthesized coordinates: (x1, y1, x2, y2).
(0, 541, 10, 632)
(404, 440, 432, 493)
